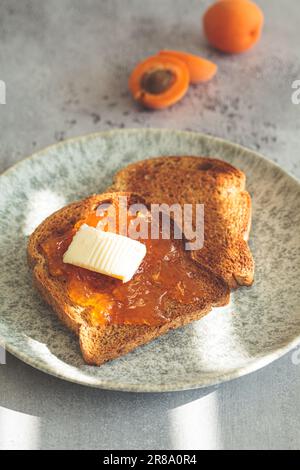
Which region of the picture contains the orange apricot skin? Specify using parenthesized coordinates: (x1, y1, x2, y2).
(203, 0, 264, 54)
(159, 50, 217, 83)
(129, 55, 190, 110)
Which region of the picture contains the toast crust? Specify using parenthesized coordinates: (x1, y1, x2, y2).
(28, 190, 230, 365)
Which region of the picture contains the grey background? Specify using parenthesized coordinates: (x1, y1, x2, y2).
(0, 0, 299, 450)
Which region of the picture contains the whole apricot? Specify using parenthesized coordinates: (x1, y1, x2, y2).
(203, 0, 264, 54)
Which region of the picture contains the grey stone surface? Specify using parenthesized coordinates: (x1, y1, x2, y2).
(0, 0, 299, 450)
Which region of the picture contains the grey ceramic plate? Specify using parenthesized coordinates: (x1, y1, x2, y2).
(0, 129, 299, 392)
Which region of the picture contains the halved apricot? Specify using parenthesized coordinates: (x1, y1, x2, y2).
(159, 50, 217, 83)
(128, 55, 190, 109)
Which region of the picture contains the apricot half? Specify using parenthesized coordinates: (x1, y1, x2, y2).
(129, 55, 190, 109)
(159, 50, 217, 83)
(203, 0, 264, 54)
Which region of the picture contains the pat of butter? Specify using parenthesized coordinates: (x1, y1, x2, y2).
(63, 224, 146, 283)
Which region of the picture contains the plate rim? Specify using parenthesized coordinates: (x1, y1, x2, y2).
(1, 334, 300, 393)
(1, 128, 300, 392)
(2, 127, 300, 187)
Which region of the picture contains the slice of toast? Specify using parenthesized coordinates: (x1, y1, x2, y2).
(28, 191, 230, 365)
(110, 156, 254, 288)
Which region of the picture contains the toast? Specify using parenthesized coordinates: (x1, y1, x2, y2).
(110, 156, 254, 288)
(28, 191, 230, 365)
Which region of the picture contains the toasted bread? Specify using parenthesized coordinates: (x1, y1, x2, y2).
(28, 191, 230, 365)
(111, 156, 254, 288)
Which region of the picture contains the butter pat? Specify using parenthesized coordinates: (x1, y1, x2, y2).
(63, 224, 146, 282)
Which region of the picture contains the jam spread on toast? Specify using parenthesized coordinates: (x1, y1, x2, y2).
(41, 207, 205, 326)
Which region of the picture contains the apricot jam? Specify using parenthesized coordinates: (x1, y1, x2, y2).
(41, 209, 205, 326)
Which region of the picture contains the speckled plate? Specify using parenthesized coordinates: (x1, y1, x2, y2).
(0, 129, 299, 392)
